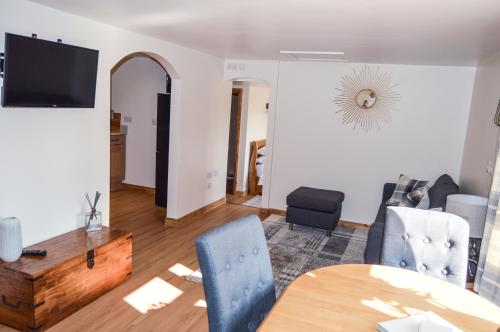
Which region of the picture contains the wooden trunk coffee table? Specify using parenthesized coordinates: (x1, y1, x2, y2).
(259, 264, 500, 332)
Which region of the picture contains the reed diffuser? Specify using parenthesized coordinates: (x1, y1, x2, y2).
(85, 191, 102, 232)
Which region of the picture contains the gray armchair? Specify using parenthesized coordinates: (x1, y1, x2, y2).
(381, 206, 469, 287)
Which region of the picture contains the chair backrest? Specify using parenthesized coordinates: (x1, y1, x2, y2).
(196, 215, 276, 332)
(381, 206, 469, 287)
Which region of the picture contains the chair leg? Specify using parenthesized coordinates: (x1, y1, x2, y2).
(288, 223, 294, 230)
(326, 230, 332, 237)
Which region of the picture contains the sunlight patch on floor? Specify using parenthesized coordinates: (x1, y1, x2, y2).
(124, 277, 183, 314)
(194, 299, 207, 308)
(169, 263, 194, 277)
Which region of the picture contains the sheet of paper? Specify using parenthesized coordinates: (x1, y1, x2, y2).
(377, 311, 462, 332)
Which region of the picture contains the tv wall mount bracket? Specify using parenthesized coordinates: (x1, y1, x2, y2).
(0, 52, 4, 78)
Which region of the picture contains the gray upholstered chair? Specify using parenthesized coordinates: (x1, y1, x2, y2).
(381, 206, 469, 287)
(195, 215, 276, 332)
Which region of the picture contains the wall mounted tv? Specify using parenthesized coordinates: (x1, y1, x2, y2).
(1, 33, 99, 108)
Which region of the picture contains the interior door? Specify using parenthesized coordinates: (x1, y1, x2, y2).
(155, 92, 170, 207)
(226, 88, 242, 195)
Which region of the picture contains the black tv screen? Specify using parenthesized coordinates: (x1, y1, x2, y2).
(1, 33, 99, 108)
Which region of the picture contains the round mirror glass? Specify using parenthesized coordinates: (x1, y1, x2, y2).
(355, 89, 377, 109)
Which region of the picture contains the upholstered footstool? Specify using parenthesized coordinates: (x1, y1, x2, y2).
(286, 187, 345, 237)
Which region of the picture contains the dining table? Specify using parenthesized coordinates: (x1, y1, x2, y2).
(258, 264, 500, 332)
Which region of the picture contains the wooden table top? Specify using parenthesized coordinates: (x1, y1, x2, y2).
(259, 264, 500, 332)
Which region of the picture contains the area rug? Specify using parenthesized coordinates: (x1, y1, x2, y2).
(263, 215, 368, 295)
(242, 195, 262, 208)
(187, 214, 368, 296)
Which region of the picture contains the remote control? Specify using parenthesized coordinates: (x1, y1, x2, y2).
(22, 249, 47, 257)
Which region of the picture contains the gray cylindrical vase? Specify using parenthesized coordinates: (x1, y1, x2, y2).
(0, 217, 23, 262)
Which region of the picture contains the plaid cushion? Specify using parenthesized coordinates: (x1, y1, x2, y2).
(386, 174, 434, 208)
(413, 187, 431, 209)
(407, 187, 426, 204)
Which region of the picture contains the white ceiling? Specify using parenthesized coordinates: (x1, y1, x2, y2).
(28, 0, 500, 66)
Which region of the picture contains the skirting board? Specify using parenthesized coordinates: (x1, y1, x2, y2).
(260, 208, 369, 230)
(263, 208, 286, 216)
(123, 183, 155, 194)
(164, 197, 227, 227)
(234, 190, 248, 197)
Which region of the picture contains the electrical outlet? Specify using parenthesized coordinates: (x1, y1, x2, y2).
(207, 182, 212, 189)
(123, 116, 132, 123)
(213, 170, 219, 177)
(226, 63, 237, 71)
(152, 119, 157, 126)
(207, 171, 213, 179)
(238, 63, 246, 70)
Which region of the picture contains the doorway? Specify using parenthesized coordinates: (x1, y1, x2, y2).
(226, 88, 243, 195)
(109, 54, 172, 224)
(226, 81, 271, 208)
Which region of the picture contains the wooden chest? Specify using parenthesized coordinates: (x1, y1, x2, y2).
(0, 227, 132, 331)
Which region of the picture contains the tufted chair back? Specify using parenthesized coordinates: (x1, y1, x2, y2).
(196, 215, 276, 332)
(381, 207, 469, 287)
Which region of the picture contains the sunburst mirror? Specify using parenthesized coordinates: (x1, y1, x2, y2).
(334, 66, 400, 131)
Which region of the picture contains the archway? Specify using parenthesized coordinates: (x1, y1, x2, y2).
(109, 52, 179, 226)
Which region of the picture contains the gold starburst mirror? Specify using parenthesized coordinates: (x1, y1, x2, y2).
(334, 66, 400, 131)
(355, 89, 377, 109)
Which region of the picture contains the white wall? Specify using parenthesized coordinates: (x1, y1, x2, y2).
(247, 84, 270, 146)
(0, 0, 231, 246)
(226, 60, 475, 224)
(234, 82, 250, 192)
(111, 57, 166, 188)
(234, 82, 270, 192)
(460, 54, 500, 197)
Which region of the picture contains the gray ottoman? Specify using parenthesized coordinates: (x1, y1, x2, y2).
(286, 187, 344, 237)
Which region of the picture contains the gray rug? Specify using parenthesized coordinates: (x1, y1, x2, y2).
(187, 215, 368, 296)
(263, 215, 368, 295)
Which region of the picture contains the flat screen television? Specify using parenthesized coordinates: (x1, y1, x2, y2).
(1, 33, 99, 108)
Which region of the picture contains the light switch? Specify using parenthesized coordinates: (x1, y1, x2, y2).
(486, 161, 494, 176)
(152, 119, 157, 126)
(123, 116, 132, 123)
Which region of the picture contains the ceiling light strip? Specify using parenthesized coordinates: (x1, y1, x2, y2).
(279, 50, 345, 55)
(296, 58, 347, 62)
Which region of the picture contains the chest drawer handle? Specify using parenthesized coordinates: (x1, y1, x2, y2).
(87, 249, 95, 269)
(2, 295, 21, 309)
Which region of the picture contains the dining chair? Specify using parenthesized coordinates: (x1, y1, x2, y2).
(381, 206, 469, 287)
(196, 215, 276, 332)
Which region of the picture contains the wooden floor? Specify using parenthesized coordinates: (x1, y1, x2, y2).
(0, 188, 267, 332)
(226, 193, 256, 205)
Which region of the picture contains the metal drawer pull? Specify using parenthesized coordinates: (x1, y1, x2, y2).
(87, 249, 95, 269)
(2, 295, 21, 309)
